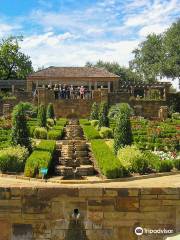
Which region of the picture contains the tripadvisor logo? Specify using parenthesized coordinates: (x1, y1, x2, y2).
(135, 227, 143, 236)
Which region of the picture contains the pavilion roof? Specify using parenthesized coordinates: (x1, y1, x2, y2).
(28, 66, 119, 79)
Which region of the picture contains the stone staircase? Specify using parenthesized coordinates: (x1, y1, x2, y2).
(55, 119, 96, 179)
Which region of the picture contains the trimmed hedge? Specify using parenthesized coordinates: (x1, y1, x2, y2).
(36, 140, 56, 154)
(56, 118, 67, 126)
(81, 125, 101, 140)
(24, 151, 52, 177)
(79, 119, 90, 125)
(48, 130, 63, 140)
(99, 127, 113, 139)
(159, 160, 173, 172)
(34, 127, 47, 139)
(90, 139, 125, 178)
(24, 140, 56, 177)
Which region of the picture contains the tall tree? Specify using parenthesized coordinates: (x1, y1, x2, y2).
(130, 34, 163, 83)
(0, 36, 33, 79)
(162, 19, 180, 81)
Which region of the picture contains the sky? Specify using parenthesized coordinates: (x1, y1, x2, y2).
(0, 0, 179, 88)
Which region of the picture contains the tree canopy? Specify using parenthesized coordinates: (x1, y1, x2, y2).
(130, 19, 180, 83)
(85, 60, 141, 84)
(0, 36, 33, 80)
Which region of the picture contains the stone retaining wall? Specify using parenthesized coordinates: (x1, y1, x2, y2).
(0, 187, 179, 240)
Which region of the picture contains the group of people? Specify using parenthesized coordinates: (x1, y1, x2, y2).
(48, 84, 92, 100)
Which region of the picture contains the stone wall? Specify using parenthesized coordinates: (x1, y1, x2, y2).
(0, 186, 179, 240)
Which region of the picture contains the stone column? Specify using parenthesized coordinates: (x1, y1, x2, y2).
(108, 81, 111, 93)
(94, 82, 97, 90)
(158, 106, 168, 120)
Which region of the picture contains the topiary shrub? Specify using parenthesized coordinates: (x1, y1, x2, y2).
(56, 118, 67, 126)
(47, 130, 63, 140)
(90, 120, 99, 128)
(98, 102, 109, 128)
(99, 127, 113, 139)
(174, 159, 180, 170)
(114, 112, 133, 154)
(37, 104, 46, 127)
(46, 103, 55, 119)
(159, 160, 173, 172)
(34, 127, 47, 139)
(90, 102, 99, 120)
(0, 145, 29, 172)
(47, 118, 55, 127)
(11, 102, 32, 152)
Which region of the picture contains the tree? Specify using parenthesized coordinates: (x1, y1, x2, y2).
(37, 104, 46, 127)
(90, 102, 99, 120)
(85, 60, 141, 84)
(98, 102, 109, 128)
(46, 103, 55, 119)
(162, 19, 180, 80)
(130, 34, 163, 83)
(0, 36, 33, 79)
(11, 103, 31, 151)
(113, 105, 133, 154)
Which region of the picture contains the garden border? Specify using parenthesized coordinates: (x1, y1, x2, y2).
(0, 171, 179, 184)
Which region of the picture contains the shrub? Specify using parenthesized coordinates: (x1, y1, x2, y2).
(159, 160, 173, 172)
(114, 112, 133, 154)
(24, 151, 52, 177)
(48, 130, 63, 140)
(99, 127, 113, 139)
(174, 159, 180, 170)
(47, 118, 55, 127)
(131, 157, 149, 174)
(81, 125, 101, 140)
(28, 126, 36, 137)
(172, 112, 180, 120)
(11, 103, 31, 151)
(90, 120, 99, 128)
(90, 102, 99, 120)
(34, 127, 47, 139)
(79, 119, 90, 125)
(37, 104, 46, 127)
(117, 146, 143, 172)
(98, 102, 109, 128)
(56, 118, 67, 126)
(108, 103, 133, 120)
(46, 103, 55, 119)
(143, 151, 161, 171)
(53, 125, 64, 130)
(36, 140, 56, 154)
(91, 140, 126, 178)
(0, 146, 29, 172)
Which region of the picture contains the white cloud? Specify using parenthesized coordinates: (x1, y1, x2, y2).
(0, 23, 19, 37)
(139, 24, 168, 37)
(21, 32, 139, 69)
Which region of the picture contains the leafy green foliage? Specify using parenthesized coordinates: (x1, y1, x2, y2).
(108, 103, 133, 120)
(0, 36, 33, 79)
(90, 102, 99, 120)
(48, 130, 63, 140)
(91, 139, 125, 178)
(0, 145, 28, 172)
(79, 119, 90, 125)
(56, 118, 67, 126)
(99, 127, 113, 139)
(98, 102, 109, 128)
(81, 124, 101, 140)
(24, 151, 52, 177)
(47, 118, 55, 127)
(34, 127, 47, 139)
(36, 140, 56, 154)
(159, 160, 173, 172)
(174, 159, 180, 170)
(113, 105, 133, 154)
(11, 103, 31, 151)
(46, 103, 55, 119)
(24, 140, 56, 177)
(90, 120, 99, 128)
(37, 104, 46, 127)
